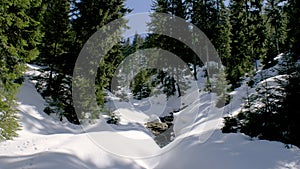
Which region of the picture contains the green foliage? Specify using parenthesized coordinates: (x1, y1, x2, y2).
(222, 115, 238, 133)
(247, 0, 268, 62)
(286, 0, 300, 56)
(146, 0, 195, 97)
(95, 43, 125, 106)
(72, 0, 131, 50)
(215, 1, 232, 69)
(223, 55, 300, 147)
(264, 0, 288, 63)
(213, 68, 231, 107)
(212, 68, 230, 96)
(34, 0, 80, 124)
(106, 112, 120, 125)
(0, 89, 21, 140)
(0, 0, 43, 140)
(284, 72, 300, 146)
(228, 0, 253, 87)
(34, 0, 130, 124)
(129, 67, 183, 100)
(130, 69, 155, 100)
(39, 0, 71, 66)
(70, 0, 130, 123)
(189, 0, 218, 41)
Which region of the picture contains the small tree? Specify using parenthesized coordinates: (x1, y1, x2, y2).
(212, 67, 231, 107)
(130, 69, 155, 100)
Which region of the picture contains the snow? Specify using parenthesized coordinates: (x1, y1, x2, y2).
(0, 65, 145, 169)
(154, 131, 300, 169)
(0, 61, 299, 169)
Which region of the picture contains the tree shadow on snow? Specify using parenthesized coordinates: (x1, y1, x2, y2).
(0, 151, 144, 169)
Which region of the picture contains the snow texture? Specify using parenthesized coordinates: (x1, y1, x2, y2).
(0, 62, 299, 169)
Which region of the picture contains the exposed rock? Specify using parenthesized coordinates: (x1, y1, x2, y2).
(145, 122, 168, 136)
(145, 113, 175, 147)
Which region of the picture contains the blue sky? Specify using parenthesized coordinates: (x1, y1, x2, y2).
(123, 0, 231, 39)
(125, 0, 230, 14)
(125, 0, 153, 14)
(123, 0, 153, 39)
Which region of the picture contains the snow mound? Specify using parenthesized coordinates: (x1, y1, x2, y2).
(0, 62, 299, 169)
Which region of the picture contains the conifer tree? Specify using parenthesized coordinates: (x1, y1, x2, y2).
(228, 0, 253, 87)
(130, 69, 155, 100)
(72, 0, 130, 51)
(39, 0, 71, 93)
(247, 0, 267, 70)
(35, 0, 81, 124)
(223, 54, 300, 147)
(212, 67, 231, 108)
(71, 0, 130, 122)
(214, 0, 232, 68)
(0, 0, 43, 139)
(189, 0, 231, 89)
(189, 0, 217, 40)
(147, 0, 190, 97)
(265, 0, 288, 62)
(284, 67, 300, 146)
(286, 0, 300, 56)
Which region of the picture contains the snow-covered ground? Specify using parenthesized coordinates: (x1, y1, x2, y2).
(0, 62, 299, 169)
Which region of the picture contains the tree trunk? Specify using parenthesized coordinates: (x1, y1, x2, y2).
(48, 41, 58, 93)
(193, 54, 198, 80)
(176, 83, 181, 97)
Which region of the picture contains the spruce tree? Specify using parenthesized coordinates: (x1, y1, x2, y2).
(34, 0, 81, 124)
(147, 0, 190, 98)
(212, 67, 231, 108)
(0, 0, 43, 139)
(72, 0, 130, 122)
(214, 0, 232, 69)
(228, 0, 253, 88)
(247, 0, 267, 70)
(284, 67, 300, 146)
(189, 0, 218, 40)
(72, 0, 131, 51)
(223, 54, 300, 147)
(265, 0, 288, 63)
(43, 1, 70, 66)
(39, 0, 71, 92)
(286, 0, 300, 56)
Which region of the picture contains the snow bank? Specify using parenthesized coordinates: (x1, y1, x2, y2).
(0, 61, 299, 169)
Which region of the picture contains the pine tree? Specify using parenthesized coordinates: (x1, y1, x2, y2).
(189, 0, 218, 40)
(39, 0, 71, 92)
(223, 54, 300, 147)
(147, 0, 190, 97)
(189, 0, 232, 90)
(284, 68, 300, 146)
(247, 0, 268, 70)
(72, 0, 130, 51)
(214, 0, 232, 69)
(228, 0, 253, 88)
(72, 0, 130, 122)
(34, 0, 80, 124)
(0, 0, 43, 139)
(130, 69, 155, 100)
(286, 0, 300, 56)
(222, 0, 300, 148)
(265, 0, 288, 63)
(43, 0, 70, 66)
(212, 67, 231, 108)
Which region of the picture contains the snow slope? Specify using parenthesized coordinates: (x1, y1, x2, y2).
(0, 66, 146, 169)
(0, 63, 299, 169)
